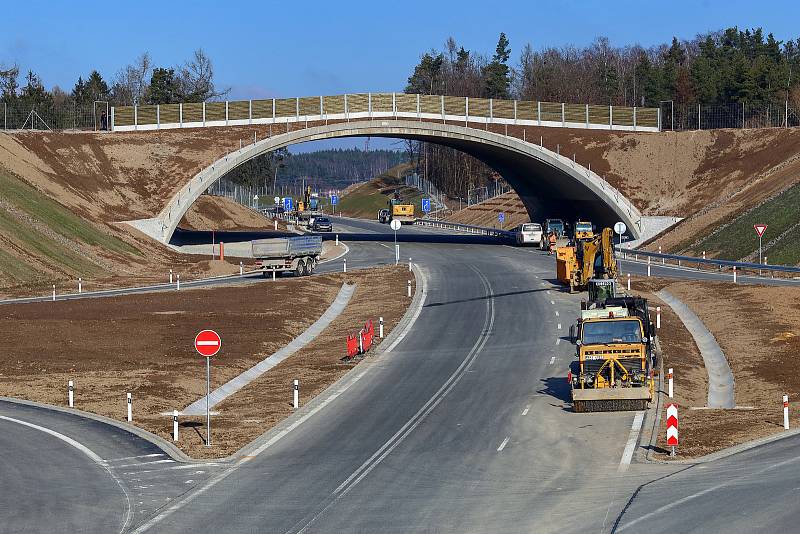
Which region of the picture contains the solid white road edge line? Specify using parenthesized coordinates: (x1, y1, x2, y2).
(617, 411, 645, 473)
(133, 266, 430, 534)
(0, 415, 133, 534)
(319, 243, 350, 264)
(497, 436, 510, 452)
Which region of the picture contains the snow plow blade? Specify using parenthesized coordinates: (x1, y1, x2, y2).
(571, 388, 650, 413)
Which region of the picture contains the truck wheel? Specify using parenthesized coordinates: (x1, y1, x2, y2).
(295, 260, 305, 277)
(302, 259, 312, 276)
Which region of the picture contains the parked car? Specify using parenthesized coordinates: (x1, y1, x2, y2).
(311, 216, 332, 232)
(515, 222, 543, 247)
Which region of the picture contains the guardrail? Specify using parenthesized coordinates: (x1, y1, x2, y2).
(110, 93, 660, 133)
(617, 246, 800, 278)
(414, 218, 515, 239)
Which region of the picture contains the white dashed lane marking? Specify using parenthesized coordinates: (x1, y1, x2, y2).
(497, 437, 510, 452)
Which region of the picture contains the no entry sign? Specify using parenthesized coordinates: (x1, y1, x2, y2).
(194, 330, 221, 357)
(754, 224, 767, 237)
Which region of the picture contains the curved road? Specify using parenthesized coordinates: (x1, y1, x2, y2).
(1, 217, 798, 533)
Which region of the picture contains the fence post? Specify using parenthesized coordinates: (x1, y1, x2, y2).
(698, 103, 701, 130)
(633, 107, 637, 131)
(226, 101, 229, 125)
(585, 103, 589, 128)
(537, 101, 542, 126)
(134, 105, 138, 130)
(202, 102, 206, 126)
(156, 104, 160, 129)
(609, 105, 613, 130)
(561, 102, 565, 126)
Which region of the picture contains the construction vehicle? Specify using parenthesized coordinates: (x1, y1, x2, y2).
(252, 235, 323, 277)
(296, 186, 321, 222)
(388, 195, 416, 224)
(570, 279, 655, 412)
(377, 208, 391, 224)
(556, 227, 617, 292)
(572, 220, 594, 241)
(540, 218, 568, 251)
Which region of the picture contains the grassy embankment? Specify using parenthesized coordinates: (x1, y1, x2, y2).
(337, 163, 421, 219)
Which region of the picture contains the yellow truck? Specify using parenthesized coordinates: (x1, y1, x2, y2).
(556, 227, 617, 292)
(388, 198, 416, 224)
(573, 220, 594, 240)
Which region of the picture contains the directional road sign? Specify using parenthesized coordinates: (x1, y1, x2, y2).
(330, 194, 339, 205)
(421, 198, 431, 213)
(754, 224, 767, 237)
(666, 403, 679, 446)
(194, 330, 221, 357)
(283, 197, 293, 212)
(498, 212, 505, 223)
(274, 196, 280, 205)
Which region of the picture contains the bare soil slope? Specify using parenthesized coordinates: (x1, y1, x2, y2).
(445, 191, 528, 229)
(178, 195, 271, 231)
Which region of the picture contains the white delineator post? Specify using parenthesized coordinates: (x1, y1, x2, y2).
(52, 285, 56, 301)
(343, 259, 347, 273)
(127, 393, 132, 422)
(68, 380, 74, 407)
(407, 280, 412, 297)
(627, 273, 631, 291)
(176, 274, 181, 290)
(274, 220, 278, 231)
(173, 410, 179, 441)
(78, 278, 82, 294)
(668, 368, 674, 398)
(659, 246, 664, 264)
(409, 258, 412, 272)
(733, 266, 737, 284)
(379, 317, 384, 339)
(656, 306, 661, 329)
(293, 379, 299, 409)
(335, 234, 339, 246)
(169, 269, 173, 284)
(272, 270, 276, 281)
(239, 261, 243, 276)
(647, 256, 651, 277)
(784, 395, 790, 430)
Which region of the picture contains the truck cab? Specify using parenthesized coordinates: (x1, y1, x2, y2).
(573, 220, 594, 241)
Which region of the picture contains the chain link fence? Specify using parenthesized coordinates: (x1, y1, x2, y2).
(2, 101, 110, 131)
(660, 100, 800, 130)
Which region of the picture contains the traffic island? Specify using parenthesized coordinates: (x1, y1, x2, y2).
(629, 277, 800, 459)
(0, 265, 413, 458)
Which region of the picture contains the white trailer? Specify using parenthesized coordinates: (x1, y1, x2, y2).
(252, 235, 323, 277)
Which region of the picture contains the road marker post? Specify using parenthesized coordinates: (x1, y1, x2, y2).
(343, 258, 347, 273)
(656, 306, 661, 329)
(68, 380, 74, 407)
(219, 242, 225, 262)
(173, 410, 179, 441)
(379, 317, 384, 338)
(668, 368, 673, 398)
(733, 266, 737, 284)
(293, 379, 299, 409)
(274, 220, 278, 230)
(78, 278, 82, 294)
(194, 329, 221, 448)
(784, 395, 790, 430)
(666, 403, 679, 456)
(409, 258, 412, 272)
(127, 393, 132, 422)
(272, 270, 276, 281)
(169, 269, 173, 284)
(702, 251, 706, 260)
(627, 273, 631, 291)
(659, 246, 663, 264)
(335, 234, 339, 246)
(407, 280, 412, 297)
(240, 261, 243, 276)
(647, 256, 651, 277)
(176, 274, 181, 290)
(52, 285, 56, 301)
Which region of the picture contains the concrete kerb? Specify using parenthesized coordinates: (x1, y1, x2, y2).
(0, 263, 427, 465)
(639, 338, 666, 464)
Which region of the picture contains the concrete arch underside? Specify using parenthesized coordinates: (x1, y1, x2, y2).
(129, 120, 643, 244)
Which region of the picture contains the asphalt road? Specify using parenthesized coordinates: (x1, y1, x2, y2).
(2, 217, 799, 533)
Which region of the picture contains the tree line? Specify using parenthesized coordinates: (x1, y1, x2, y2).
(405, 27, 800, 198)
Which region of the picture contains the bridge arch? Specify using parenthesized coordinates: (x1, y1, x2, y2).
(130, 120, 643, 244)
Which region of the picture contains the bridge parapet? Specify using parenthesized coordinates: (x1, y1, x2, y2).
(111, 93, 660, 133)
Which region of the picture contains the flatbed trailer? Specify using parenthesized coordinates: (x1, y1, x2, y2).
(252, 235, 323, 277)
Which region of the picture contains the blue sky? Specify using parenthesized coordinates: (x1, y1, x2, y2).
(3, 0, 800, 151)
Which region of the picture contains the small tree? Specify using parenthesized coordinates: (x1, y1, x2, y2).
(483, 32, 512, 98)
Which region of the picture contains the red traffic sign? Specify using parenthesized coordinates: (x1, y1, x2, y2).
(194, 330, 221, 357)
(754, 224, 768, 237)
(666, 403, 679, 446)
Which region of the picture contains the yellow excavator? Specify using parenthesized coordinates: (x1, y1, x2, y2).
(556, 227, 617, 293)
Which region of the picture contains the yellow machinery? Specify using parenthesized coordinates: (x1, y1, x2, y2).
(556, 227, 617, 292)
(388, 198, 416, 224)
(573, 220, 594, 240)
(570, 289, 655, 412)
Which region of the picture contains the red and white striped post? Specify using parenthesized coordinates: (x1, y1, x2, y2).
(666, 403, 678, 456)
(784, 395, 790, 430)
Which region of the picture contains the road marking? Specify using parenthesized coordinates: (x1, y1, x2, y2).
(555, 338, 560, 345)
(521, 405, 530, 416)
(497, 436, 510, 452)
(617, 411, 645, 473)
(108, 453, 165, 462)
(549, 356, 556, 365)
(550, 300, 555, 305)
(378, 243, 390, 249)
(0, 415, 133, 533)
(115, 459, 176, 468)
(557, 323, 562, 330)
(616, 454, 800, 531)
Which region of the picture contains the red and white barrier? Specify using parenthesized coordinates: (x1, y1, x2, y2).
(666, 403, 678, 456)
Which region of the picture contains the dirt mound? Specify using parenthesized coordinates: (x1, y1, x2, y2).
(179, 195, 271, 231)
(445, 191, 529, 228)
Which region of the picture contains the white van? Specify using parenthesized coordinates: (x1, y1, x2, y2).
(515, 222, 543, 247)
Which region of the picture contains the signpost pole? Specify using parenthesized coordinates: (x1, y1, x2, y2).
(759, 234, 763, 276)
(394, 229, 398, 265)
(206, 355, 211, 447)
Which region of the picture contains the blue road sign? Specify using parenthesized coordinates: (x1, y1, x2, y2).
(331, 194, 338, 205)
(421, 198, 431, 212)
(498, 212, 505, 223)
(283, 197, 293, 212)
